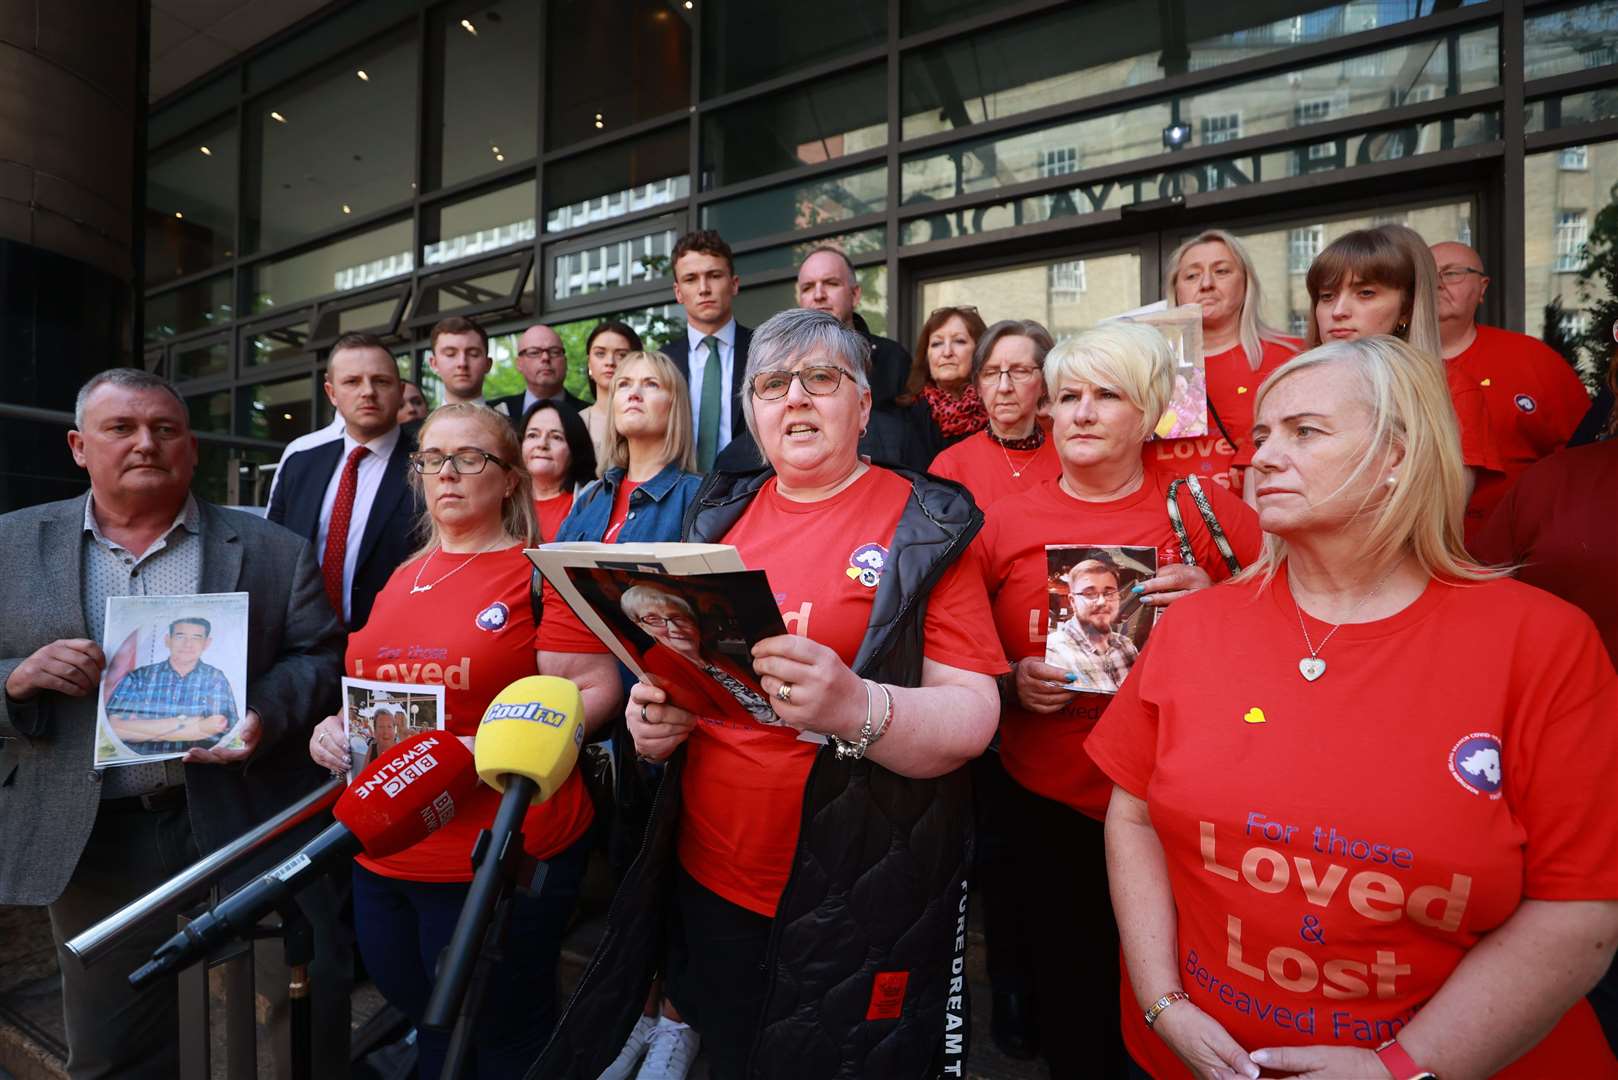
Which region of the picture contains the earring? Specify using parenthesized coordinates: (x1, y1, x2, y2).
(1386, 474, 1397, 487)
(1395, 321, 1409, 335)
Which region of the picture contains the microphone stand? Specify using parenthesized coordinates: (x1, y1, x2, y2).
(274, 900, 314, 1080)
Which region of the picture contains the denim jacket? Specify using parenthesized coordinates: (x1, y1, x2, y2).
(553, 462, 703, 545)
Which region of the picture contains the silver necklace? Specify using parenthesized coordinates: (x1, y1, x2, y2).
(411, 545, 493, 594)
(1292, 564, 1402, 682)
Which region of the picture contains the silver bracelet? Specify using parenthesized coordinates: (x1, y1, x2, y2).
(832, 680, 893, 760)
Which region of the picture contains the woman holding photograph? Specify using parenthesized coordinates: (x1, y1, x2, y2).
(532, 309, 1007, 1080)
(1087, 336, 1618, 1080)
(306, 403, 621, 1080)
(930, 318, 1062, 510)
(1154, 229, 1299, 490)
(520, 399, 596, 541)
(967, 321, 1263, 1080)
(580, 320, 644, 449)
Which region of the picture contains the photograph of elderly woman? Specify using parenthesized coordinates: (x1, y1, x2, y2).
(1044, 544, 1157, 695)
(565, 567, 787, 729)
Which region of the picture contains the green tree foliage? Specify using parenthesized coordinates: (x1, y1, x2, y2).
(1572, 178, 1618, 392)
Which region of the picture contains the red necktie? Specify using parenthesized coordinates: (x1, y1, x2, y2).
(322, 445, 368, 619)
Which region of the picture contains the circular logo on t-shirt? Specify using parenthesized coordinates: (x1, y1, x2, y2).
(1513, 394, 1537, 414)
(845, 543, 888, 589)
(475, 601, 510, 632)
(1448, 732, 1503, 798)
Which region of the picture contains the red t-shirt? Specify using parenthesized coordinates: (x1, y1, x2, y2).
(534, 490, 575, 543)
(1451, 325, 1592, 536)
(972, 465, 1262, 819)
(929, 429, 1062, 510)
(347, 545, 594, 882)
(680, 466, 1007, 917)
(603, 479, 640, 543)
(1474, 440, 1618, 667)
(1085, 569, 1618, 1079)
(1148, 339, 1301, 485)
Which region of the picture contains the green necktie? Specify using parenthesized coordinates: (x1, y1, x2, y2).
(696, 335, 722, 470)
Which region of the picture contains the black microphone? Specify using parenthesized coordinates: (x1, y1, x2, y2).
(129, 733, 478, 989)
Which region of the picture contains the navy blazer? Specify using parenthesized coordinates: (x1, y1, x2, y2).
(489, 390, 589, 431)
(267, 426, 422, 631)
(662, 323, 754, 442)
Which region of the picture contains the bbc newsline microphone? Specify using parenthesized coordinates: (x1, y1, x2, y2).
(422, 675, 585, 1031)
(129, 730, 478, 989)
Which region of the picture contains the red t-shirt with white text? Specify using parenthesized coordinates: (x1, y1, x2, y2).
(1148, 338, 1300, 485)
(680, 466, 1007, 917)
(1085, 569, 1618, 1079)
(971, 465, 1262, 819)
(347, 545, 594, 882)
(929, 429, 1063, 511)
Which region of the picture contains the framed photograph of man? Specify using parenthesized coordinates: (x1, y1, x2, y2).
(95, 592, 250, 767)
(339, 678, 445, 784)
(1044, 545, 1158, 695)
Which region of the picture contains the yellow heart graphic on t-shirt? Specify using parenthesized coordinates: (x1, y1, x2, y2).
(1480, 378, 1492, 386)
(1236, 386, 1248, 394)
(1243, 707, 1267, 724)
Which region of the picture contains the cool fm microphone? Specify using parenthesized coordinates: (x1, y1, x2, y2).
(129, 731, 478, 988)
(422, 675, 584, 1035)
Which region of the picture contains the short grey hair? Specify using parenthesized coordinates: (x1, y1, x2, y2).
(971, 318, 1056, 382)
(620, 583, 695, 624)
(74, 368, 188, 430)
(740, 308, 871, 444)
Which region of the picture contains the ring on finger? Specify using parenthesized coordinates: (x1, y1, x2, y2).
(640, 704, 649, 724)
(776, 682, 793, 704)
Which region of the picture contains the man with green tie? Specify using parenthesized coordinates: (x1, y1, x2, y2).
(665, 230, 753, 471)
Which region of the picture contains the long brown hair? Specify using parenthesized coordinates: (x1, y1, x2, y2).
(901, 305, 989, 404)
(1304, 225, 1442, 359)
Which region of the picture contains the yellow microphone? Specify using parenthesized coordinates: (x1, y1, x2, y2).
(473, 674, 585, 803)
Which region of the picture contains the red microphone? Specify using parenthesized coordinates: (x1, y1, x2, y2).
(130, 731, 477, 987)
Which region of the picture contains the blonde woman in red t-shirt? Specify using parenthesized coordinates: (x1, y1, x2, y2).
(1087, 336, 1618, 1080)
(1154, 229, 1300, 491)
(306, 403, 622, 1080)
(970, 320, 1262, 1079)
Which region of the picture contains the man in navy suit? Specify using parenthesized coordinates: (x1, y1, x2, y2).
(488, 323, 590, 427)
(268, 333, 421, 632)
(662, 230, 753, 470)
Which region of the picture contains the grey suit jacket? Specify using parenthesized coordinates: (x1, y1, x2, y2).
(0, 496, 346, 906)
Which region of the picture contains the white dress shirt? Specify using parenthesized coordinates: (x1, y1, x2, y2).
(686, 319, 738, 455)
(316, 426, 401, 622)
(267, 416, 345, 502)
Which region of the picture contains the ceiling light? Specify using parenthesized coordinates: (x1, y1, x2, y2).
(342, 204, 352, 214)
(684, 1, 693, 8)
(199, 145, 212, 156)
(1162, 122, 1192, 149)
(356, 69, 369, 81)
(594, 112, 605, 129)
(491, 145, 501, 154)
(270, 111, 286, 123)
(495, 153, 505, 161)
(282, 412, 293, 421)
(174, 211, 184, 219)
(460, 18, 477, 34)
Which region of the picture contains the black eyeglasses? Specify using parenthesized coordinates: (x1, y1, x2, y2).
(750, 365, 857, 400)
(1437, 267, 1487, 285)
(1076, 587, 1122, 603)
(408, 450, 512, 475)
(519, 346, 568, 360)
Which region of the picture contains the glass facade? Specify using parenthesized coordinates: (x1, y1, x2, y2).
(139, 0, 1618, 488)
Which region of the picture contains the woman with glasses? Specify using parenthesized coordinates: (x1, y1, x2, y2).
(581, 320, 644, 449)
(534, 309, 1007, 1080)
(520, 400, 596, 541)
(966, 321, 1262, 1080)
(619, 583, 777, 728)
(1156, 229, 1299, 493)
(307, 403, 621, 1080)
(931, 318, 1062, 510)
(897, 304, 991, 449)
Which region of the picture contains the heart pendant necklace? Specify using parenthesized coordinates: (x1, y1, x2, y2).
(1291, 563, 1401, 683)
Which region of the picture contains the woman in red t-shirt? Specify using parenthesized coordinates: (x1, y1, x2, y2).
(307, 404, 618, 1080)
(1087, 336, 1618, 1080)
(520, 399, 594, 541)
(930, 318, 1062, 511)
(971, 321, 1261, 1079)
(1152, 229, 1300, 491)
(1302, 224, 1502, 515)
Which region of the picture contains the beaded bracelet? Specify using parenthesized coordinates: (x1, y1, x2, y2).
(832, 679, 893, 760)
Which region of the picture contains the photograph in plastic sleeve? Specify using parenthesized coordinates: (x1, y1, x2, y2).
(564, 566, 789, 730)
(95, 593, 251, 767)
(1110, 302, 1208, 439)
(340, 678, 446, 785)
(1044, 545, 1158, 695)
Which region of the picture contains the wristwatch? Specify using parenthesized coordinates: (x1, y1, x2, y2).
(1375, 1038, 1437, 1080)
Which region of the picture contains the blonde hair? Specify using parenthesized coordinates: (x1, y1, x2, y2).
(408, 403, 537, 559)
(1164, 228, 1294, 372)
(599, 351, 697, 477)
(1043, 322, 1176, 441)
(1238, 336, 1500, 586)
(1304, 224, 1443, 359)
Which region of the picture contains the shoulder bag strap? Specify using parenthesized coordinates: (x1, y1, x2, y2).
(1166, 475, 1243, 576)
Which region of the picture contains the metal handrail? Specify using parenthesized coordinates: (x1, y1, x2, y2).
(65, 777, 343, 968)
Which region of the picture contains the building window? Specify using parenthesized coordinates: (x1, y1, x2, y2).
(1559, 310, 1590, 339)
(1049, 260, 1087, 299)
(1582, 45, 1618, 69)
(1200, 114, 1241, 190)
(1294, 99, 1335, 161)
(1038, 147, 1079, 177)
(1555, 210, 1589, 272)
(1560, 145, 1589, 170)
(1289, 312, 1309, 337)
(1289, 225, 1324, 272)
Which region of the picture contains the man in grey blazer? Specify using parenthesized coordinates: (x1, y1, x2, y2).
(0, 368, 347, 1079)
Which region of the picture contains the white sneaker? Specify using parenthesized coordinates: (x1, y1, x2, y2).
(634, 1016, 700, 1080)
(596, 1014, 657, 1080)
